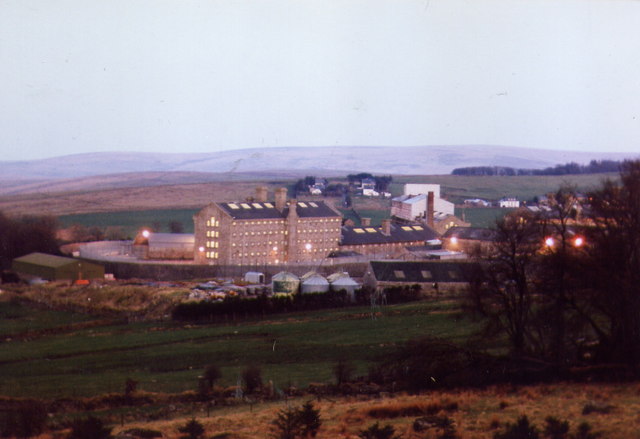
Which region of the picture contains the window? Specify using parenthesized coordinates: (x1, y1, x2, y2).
(413, 226, 424, 231)
(264, 202, 274, 208)
(228, 203, 240, 210)
(241, 203, 251, 209)
(394, 270, 406, 279)
(365, 228, 377, 233)
(448, 270, 459, 280)
(252, 203, 263, 209)
(421, 270, 433, 280)
(354, 228, 365, 234)
(298, 202, 308, 208)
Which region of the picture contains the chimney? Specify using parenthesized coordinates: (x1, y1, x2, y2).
(381, 219, 391, 236)
(255, 186, 268, 203)
(361, 217, 371, 227)
(275, 188, 287, 211)
(287, 199, 298, 220)
(427, 192, 435, 228)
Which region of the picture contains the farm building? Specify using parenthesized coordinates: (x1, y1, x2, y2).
(363, 260, 480, 294)
(133, 232, 195, 260)
(442, 227, 497, 256)
(271, 271, 300, 295)
(300, 272, 330, 294)
(12, 252, 104, 281)
(327, 272, 360, 300)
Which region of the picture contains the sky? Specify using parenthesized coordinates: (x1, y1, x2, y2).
(1, 0, 639, 161)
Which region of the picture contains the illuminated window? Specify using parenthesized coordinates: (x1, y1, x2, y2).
(298, 202, 308, 208)
(413, 226, 424, 231)
(309, 202, 318, 207)
(252, 203, 263, 209)
(402, 226, 413, 231)
(394, 270, 406, 279)
(264, 202, 274, 208)
(421, 270, 433, 279)
(354, 228, 365, 234)
(241, 203, 251, 209)
(365, 228, 377, 233)
(228, 203, 240, 210)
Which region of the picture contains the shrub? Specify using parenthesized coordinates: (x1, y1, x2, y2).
(203, 365, 222, 390)
(493, 415, 539, 439)
(68, 416, 112, 439)
(333, 360, 356, 385)
(271, 401, 321, 439)
(178, 418, 205, 439)
(242, 365, 263, 394)
(581, 402, 614, 415)
(572, 422, 600, 439)
(0, 400, 47, 438)
(544, 416, 569, 439)
(357, 422, 402, 439)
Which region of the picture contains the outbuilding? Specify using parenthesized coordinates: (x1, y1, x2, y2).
(271, 271, 300, 295)
(12, 252, 105, 281)
(300, 272, 330, 294)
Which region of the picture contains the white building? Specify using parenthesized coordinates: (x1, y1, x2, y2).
(391, 184, 455, 222)
(499, 197, 520, 208)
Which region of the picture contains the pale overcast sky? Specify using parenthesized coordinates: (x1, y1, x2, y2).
(1, 0, 639, 161)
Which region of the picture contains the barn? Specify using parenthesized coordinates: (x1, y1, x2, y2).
(12, 252, 105, 281)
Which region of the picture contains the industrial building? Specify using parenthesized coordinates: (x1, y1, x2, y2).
(12, 252, 104, 281)
(391, 183, 455, 224)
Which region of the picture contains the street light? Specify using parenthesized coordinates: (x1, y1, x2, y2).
(545, 237, 555, 248)
(573, 236, 585, 247)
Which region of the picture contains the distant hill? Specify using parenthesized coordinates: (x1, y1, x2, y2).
(0, 145, 636, 196)
(1, 145, 636, 179)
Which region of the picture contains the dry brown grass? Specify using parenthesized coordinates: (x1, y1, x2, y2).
(99, 383, 640, 439)
(0, 180, 338, 217)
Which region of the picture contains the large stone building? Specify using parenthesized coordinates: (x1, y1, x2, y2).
(193, 187, 342, 265)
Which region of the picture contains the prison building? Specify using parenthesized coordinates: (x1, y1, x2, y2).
(193, 187, 342, 265)
(339, 219, 439, 259)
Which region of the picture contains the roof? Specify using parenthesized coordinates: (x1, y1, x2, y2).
(217, 201, 340, 220)
(272, 271, 300, 281)
(369, 260, 481, 283)
(341, 223, 438, 246)
(13, 252, 78, 268)
(442, 227, 497, 241)
(148, 233, 195, 245)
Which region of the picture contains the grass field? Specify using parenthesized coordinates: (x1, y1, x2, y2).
(0, 298, 472, 399)
(58, 208, 199, 237)
(393, 173, 615, 204)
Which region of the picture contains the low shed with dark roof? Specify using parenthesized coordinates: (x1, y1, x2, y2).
(340, 221, 439, 259)
(12, 252, 104, 281)
(364, 260, 480, 294)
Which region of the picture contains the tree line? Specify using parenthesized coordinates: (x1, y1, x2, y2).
(466, 160, 640, 376)
(0, 212, 59, 269)
(452, 159, 623, 176)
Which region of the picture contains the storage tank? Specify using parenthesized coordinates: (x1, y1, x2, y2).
(300, 272, 330, 294)
(271, 271, 300, 295)
(329, 272, 360, 302)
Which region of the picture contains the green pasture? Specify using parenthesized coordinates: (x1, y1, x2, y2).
(58, 208, 199, 238)
(0, 299, 475, 399)
(394, 173, 614, 204)
(455, 207, 516, 228)
(0, 299, 94, 336)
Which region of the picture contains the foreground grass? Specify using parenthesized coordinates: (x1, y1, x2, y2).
(61, 382, 640, 439)
(0, 299, 473, 399)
